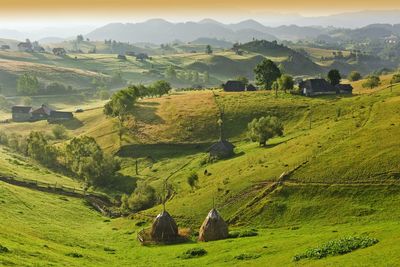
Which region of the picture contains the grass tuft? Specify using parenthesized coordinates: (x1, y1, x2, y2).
(293, 236, 379, 261)
(178, 248, 207, 259)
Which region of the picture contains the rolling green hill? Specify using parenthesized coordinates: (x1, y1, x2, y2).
(1, 73, 400, 266)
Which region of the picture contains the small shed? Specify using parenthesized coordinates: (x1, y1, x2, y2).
(198, 208, 229, 242)
(222, 81, 246, 92)
(335, 84, 353, 94)
(11, 106, 32, 122)
(299, 79, 337, 96)
(150, 210, 179, 243)
(207, 139, 235, 159)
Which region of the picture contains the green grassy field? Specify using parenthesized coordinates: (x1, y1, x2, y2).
(2, 181, 400, 267)
(1, 74, 400, 265)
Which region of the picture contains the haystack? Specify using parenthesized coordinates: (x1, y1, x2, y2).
(198, 208, 229, 242)
(150, 210, 179, 243)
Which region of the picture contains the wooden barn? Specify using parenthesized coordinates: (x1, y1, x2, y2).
(11, 106, 32, 122)
(299, 79, 353, 96)
(335, 84, 353, 94)
(222, 81, 246, 92)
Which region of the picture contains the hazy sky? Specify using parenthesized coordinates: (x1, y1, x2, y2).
(0, 0, 399, 35)
(1, 0, 400, 26)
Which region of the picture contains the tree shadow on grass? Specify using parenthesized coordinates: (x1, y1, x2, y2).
(99, 174, 137, 195)
(132, 104, 164, 125)
(117, 143, 213, 160)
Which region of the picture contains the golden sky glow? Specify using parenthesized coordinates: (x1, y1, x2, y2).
(1, 0, 399, 15)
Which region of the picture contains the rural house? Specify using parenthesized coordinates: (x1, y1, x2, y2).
(222, 80, 246, 92)
(11, 106, 32, 122)
(299, 78, 353, 96)
(31, 104, 52, 121)
(0, 45, 10, 50)
(335, 84, 353, 94)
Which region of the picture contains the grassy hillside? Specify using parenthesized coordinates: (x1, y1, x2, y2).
(2, 181, 400, 266)
(1, 74, 400, 265)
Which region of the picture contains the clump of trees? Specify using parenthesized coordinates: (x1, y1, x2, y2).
(362, 75, 380, 89)
(104, 86, 138, 144)
(17, 73, 40, 95)
(248, 116, 284, 146)
(254, 59, 281, 89)
(348, 71, 362, 82)
(120, 183, 157, 212)
(65, 136, 120, 187)
(26, 131, 58, 168)
(104, 81, 172, 144)
(327, 69, 341, 86)
(277, 74, 294, 92)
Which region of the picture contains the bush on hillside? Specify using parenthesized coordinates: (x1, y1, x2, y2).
(64, 136, 120, 187)
(125, 183, 157, 212)
(391, 73, 400, 84)
(362, 75, 380, 89)
(178, 248, 207, 259)
(348, 71, 362, 81)
(52, 125, 68, 139)
(293, 236, 379, 261)
(0, 244, 9, 253)
(248, 116, 284, 146)
(27, 131, 58, 167)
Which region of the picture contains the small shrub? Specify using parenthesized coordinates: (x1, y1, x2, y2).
(52, 125, 68, 139)
(65, 252, 83, 258)
(187, 172, 199, 189)
(229, 229, 258, 238)
(234, 253, 261, 260)
(0, 244, 9, 253)
(293, 236, 379, 261)
(179, 248, 207, 259)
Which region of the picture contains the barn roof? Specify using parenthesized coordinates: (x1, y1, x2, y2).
(31, 105, 52, 116)
(335, 84, 353, 91)
(300, 79, 336, 93)
(12, 106, 32, 113)
(223, 80, 246, 92)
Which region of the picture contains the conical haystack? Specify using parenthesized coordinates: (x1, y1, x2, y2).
(150, 210, 179, 242)
(198, 208, 229, 242)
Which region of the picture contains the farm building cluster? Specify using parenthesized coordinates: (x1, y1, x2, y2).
(222, 78, 353, 96)
(11, 104, 73, 123)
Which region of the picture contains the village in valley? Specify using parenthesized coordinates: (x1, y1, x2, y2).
(1, 2, 400, 266)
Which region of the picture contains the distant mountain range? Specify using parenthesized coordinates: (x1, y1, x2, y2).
(1, 10, 400, 44)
